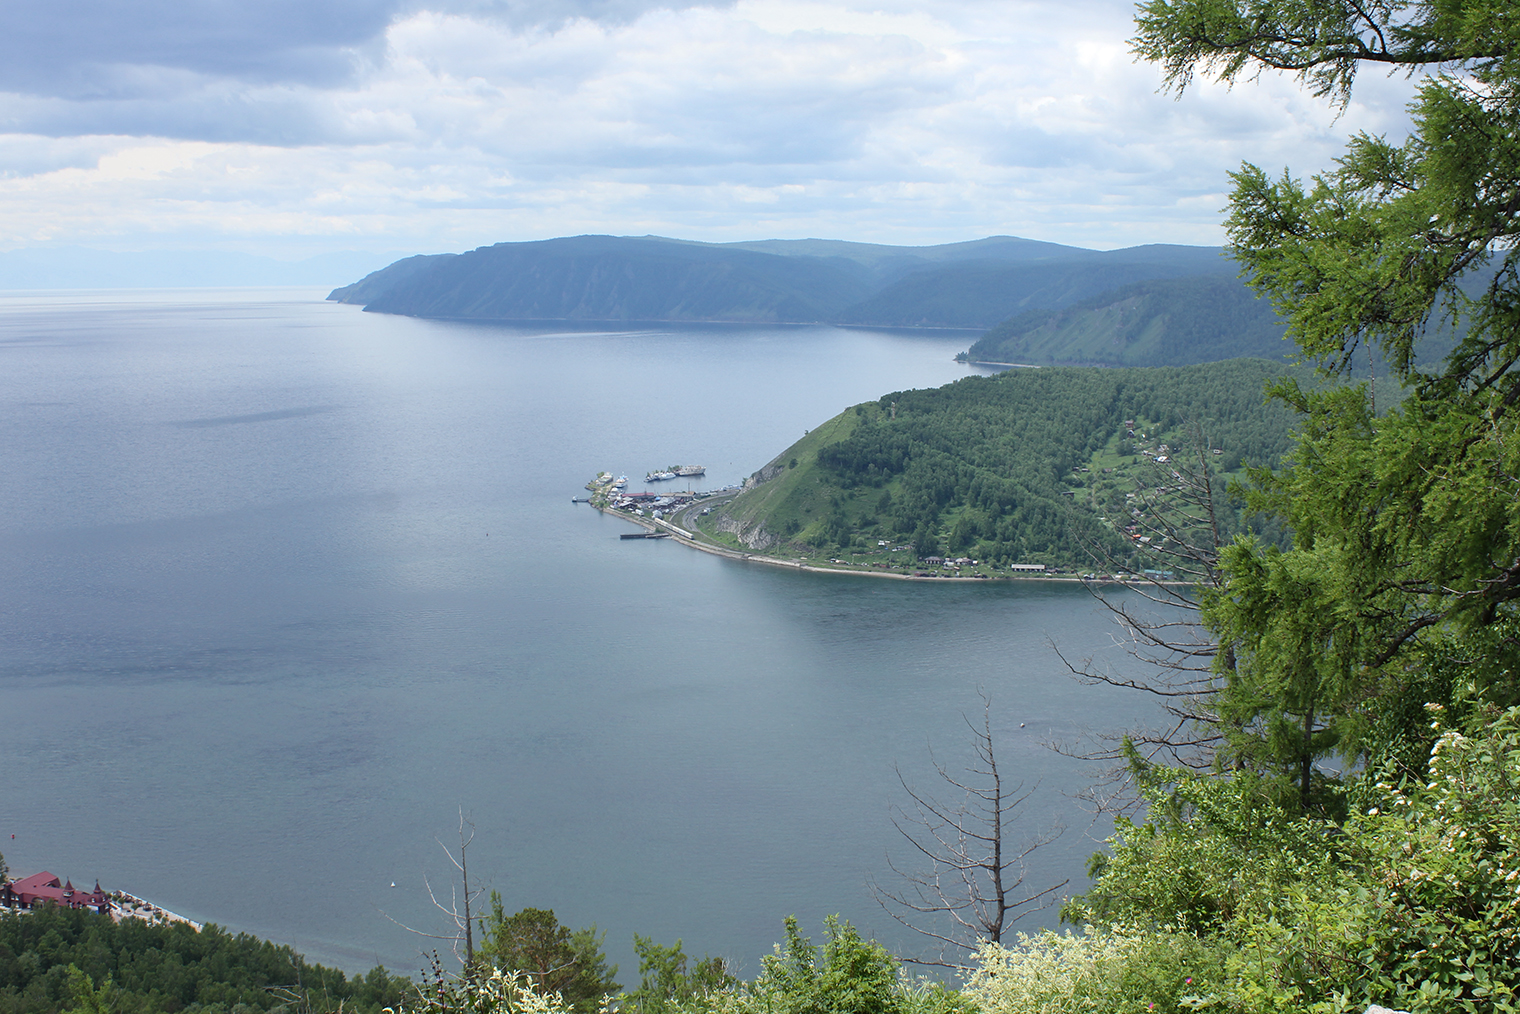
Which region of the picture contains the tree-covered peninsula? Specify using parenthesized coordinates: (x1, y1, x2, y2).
(699, 358, 1305, 571)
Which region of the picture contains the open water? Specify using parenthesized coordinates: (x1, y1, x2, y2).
(0, 289, 1166, 979)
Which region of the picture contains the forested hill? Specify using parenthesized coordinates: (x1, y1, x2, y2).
(0, 904, 410, 1014)
(702, 358, 1305, 570)
(962, 274, 1290, 366)
(327, 234, 1242, 329)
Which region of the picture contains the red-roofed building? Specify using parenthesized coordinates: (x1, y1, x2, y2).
(0, 872, 110, 914)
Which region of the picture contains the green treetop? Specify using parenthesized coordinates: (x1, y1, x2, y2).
(475, 896, 619, 1013)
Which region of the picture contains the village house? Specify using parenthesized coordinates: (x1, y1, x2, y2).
(0, 872, 111, 914)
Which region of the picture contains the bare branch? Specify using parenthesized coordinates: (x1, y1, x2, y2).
(873, 692, 1067, 969)
(377, 809, 487, 967)
(1057, 424, 1245, 808)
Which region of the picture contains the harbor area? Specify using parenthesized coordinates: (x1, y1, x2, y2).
(580, 471, 1090, 582)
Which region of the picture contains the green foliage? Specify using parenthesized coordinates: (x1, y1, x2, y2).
(1138, 0, 1520, 814)
(1132, 0, 1520, 111)
(1068, 705, 1520, 1012)
(59, 966, 116, 1014)
(719, 359, 1305, 566)
(697, 918, 968, 1014)
(1026, 1, 1520, 1009)
(475, 897, 618, 1014)
(966, 929, 1229, 1014)
(618, 938, 734, 1014)
(749, 917, 898, 1014)
(632, 919, 969, 1014)
(0, 905, 410, 1014)
(1068, 767, 1336, 938)
(406, 960, 586, 1014)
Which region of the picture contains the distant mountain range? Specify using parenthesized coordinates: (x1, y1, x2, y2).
(330, 233, 1248, 319)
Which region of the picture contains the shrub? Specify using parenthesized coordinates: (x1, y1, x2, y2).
(966, 929, 1228, 1014)
(401, 957, 590, 1014)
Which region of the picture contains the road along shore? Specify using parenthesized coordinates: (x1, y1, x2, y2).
(591, 498, 1159, 585)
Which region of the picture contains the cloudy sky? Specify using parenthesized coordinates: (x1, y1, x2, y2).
(0, 0, 1421, 258)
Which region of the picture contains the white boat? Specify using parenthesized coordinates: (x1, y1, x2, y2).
(676, 465, 706, 476)
(646, 471, 678, 482)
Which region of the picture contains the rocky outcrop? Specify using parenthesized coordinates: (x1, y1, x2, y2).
(713, 511, 778, 551)
(744, 459, 787, 490)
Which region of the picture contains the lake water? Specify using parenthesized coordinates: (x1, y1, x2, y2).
(0, 289, 1167, 980)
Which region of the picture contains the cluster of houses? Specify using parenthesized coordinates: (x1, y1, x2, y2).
(0, 870, 193, 927)
(917, 557, 1048, 572)
(1, 871, 111, 914)
(610, 489, 700, 518)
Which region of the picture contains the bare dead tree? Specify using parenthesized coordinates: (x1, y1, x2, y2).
(1057, 425, 1241, 810)
(871, 693, 1067, 968)
(378, 810, 487, 965)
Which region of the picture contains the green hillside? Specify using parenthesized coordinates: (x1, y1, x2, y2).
(699, 359, 1305, 572)
(963, 274, 1290, 366)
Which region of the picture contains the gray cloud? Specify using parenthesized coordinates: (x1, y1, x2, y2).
(1, 0, 732, 101)
(1, 87, 347, 146)
(1, 0, 396, 96)
(0, 0, 1426, 256)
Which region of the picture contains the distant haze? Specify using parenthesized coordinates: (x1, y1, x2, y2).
(0, 248, 410, 290)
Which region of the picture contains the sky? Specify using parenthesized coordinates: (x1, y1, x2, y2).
(0, 0, 1424, 259)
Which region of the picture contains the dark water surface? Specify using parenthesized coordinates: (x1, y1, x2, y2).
(0, 289, 1162, 978)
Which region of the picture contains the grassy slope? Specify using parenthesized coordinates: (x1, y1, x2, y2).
(710, 408, 865, 547)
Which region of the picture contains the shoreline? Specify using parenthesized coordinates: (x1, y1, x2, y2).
(595, 501, 1182, 586)
(111, 891, 203, 931)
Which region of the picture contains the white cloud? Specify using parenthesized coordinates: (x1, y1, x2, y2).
(0, 0, 1424, 256)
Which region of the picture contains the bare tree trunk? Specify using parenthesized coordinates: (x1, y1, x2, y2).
(377, 809, 485, 967)
(1054, 424, 1242, 810)
(871, 692, 1066, 966)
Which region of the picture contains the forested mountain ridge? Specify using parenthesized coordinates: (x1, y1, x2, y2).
(698, 358, 1304, 570)
(962, 274, 1291, 366)
(833, 255, 1240, 329)
(327, 234, 1245, 331)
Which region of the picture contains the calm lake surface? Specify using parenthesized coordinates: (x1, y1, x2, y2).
(0, 289, 1166, 978)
